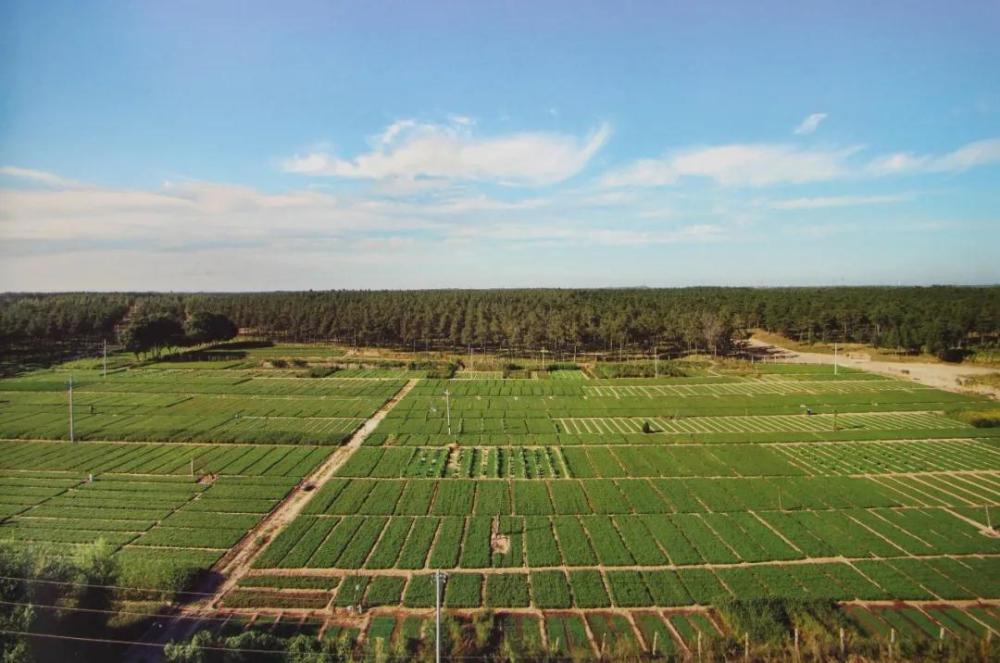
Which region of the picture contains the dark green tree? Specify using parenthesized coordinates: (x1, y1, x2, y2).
(121, 314, 185, 358)
(184, 312, 238, 345)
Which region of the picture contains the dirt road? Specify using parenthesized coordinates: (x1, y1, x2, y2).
(747, 338, 998, 399)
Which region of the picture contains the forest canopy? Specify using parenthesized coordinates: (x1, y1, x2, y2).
(0, 287, 996, 358)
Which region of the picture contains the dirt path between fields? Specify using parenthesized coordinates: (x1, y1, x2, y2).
(747, 338, 999, 399)
(125, 378, 419, 661)
(208, 378, 419, 603)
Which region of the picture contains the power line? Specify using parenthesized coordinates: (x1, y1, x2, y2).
(0, 627, 519, 660)
(0, 598, 252, 625)
(0, 574, 218, 599)
(0, 628, 332, 657)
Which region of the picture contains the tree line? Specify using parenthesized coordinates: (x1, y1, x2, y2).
(1, 287, 997, 358)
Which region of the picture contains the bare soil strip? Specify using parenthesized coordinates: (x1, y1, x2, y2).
(127, 378, 418, 660)
(207, 378, 420, 605)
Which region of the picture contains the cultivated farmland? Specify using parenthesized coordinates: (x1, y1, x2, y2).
(231, 355, 1000, 655)
(0, 353, 407, 591)
(2, 347, 998, 658)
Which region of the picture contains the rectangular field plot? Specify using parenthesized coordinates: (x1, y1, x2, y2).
(0, 440, 330, 476)
(255, 498, 1000, 572)
(776, 439, 1000, 474)
(555, 411, 968, 436)
(585, 378, 931, 398)
(0, 466, 300, 590)
(0, 372, 404, 444)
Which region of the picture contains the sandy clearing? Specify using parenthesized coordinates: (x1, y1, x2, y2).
(747, 338, 999, 399)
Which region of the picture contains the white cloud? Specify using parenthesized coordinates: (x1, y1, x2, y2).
(0, 164, 728, 261)
(0, 177, 433, 243)
(793, 112, 828, 135)
(764, 194, 910, 210)
(0, 166, 82, 188)
(603, 137, 1000, 189)
(936, 138, 1000, 170)
(282, 119, 611, 186)
(449, 222, 725, 246)
(865, 152, 929, 175)
(600, 144, 858, 188)
(869, 138, 1000, 175)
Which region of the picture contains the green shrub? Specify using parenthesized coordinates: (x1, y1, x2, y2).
(715, 597, 846, 644)
(954, 408, 1000, 427)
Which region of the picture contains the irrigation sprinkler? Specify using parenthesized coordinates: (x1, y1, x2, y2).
(434, 571, 448, 663)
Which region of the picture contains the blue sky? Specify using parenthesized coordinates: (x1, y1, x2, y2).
(1, 0, 998, 290)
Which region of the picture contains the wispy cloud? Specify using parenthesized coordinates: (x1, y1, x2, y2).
(793, 112, 828, 135)
(600, 144, 858, 188)
(866, 138, 1000, 175)
(0, 166, 83, 188)
(763, 193, 910, 210)
(0, 163, 734, 267)
(282, 118, 612, 186)
(449, 222, 725, 246)
(602, 137, 1000, 189)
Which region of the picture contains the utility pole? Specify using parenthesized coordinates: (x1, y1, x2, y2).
(654, 346, 658, 378)
(434, 571, 448, 663)
(68, 376, 74, 442)
(102, 340, 108, 378)
(444, 389, 451, 436)
(834, 342, 838, 376)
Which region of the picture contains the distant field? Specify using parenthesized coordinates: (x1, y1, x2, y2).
(0, 369, 402, 444)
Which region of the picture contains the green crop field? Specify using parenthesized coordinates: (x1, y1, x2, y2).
(239, 354, 1000, 654)
(0, 353, 407, 592)
(2, 346, 998, 658)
